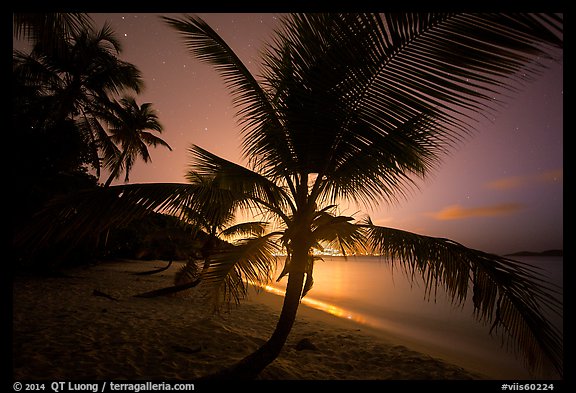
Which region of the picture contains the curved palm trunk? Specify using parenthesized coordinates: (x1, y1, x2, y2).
(134, 258, 210, 298)
(133, 259, 173, 275)
(134, 232, 218, 298)
(202, 271, 305, 380)
(133, 274, 203, 298)
(201, 238, 309, 380)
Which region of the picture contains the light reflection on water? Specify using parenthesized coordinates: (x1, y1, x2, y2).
(261, 255, 563, 379)
(260, 283, 368, 324)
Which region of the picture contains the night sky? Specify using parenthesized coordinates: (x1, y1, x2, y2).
(43, 13, 568, 255)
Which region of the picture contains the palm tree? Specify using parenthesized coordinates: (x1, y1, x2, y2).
(101, 96, 172, 187)
(13, 20, 144, 177)
(16, 13, 563, 379)
(164, 13, 563, 379)
(95, 96, 170, 258)
(134, 166, 271, 299)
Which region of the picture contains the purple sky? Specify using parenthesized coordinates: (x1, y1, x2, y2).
(85, 13, 564, 255)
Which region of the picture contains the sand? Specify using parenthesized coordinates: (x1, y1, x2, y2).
(12, 259, 486, 381)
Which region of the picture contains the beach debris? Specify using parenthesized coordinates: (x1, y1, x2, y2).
(92, 289, 119, 301)
(295, 338, 318, 351)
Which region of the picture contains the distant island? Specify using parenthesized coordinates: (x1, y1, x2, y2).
(504, 249, 563, 257)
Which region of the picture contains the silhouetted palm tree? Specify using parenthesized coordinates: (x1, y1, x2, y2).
(163, 13, 563, 379)
(134, 168, 271, 299)
(101, 97, 172, 187)
(16, 13, 563, 379)
(13, 20, 144, 177)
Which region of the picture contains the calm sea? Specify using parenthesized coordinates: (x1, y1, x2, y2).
(266, 255, 563, 379)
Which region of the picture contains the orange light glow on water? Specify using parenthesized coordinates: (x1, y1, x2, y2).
(249, 255, 563, 379)
(301, 295, 367, 323)
(256, 283, 367, 324)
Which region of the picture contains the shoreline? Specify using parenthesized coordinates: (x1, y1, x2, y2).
(12, 259, 521, 380)
(246, 284, 539, 380)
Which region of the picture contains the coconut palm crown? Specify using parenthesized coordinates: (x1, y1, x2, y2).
(16, 13, 563, 379)
(100, 96, 172, 186)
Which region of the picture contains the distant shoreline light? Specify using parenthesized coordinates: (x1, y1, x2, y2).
(271, 249, 382, 258)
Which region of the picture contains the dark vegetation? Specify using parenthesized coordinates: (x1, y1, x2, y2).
(12, 13, 176, 272)
(101, 212, 229, 261)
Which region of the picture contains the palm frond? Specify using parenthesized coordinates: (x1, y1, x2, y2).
(346, 14, 558, 205)
(367, 13, 561, 120)
(14, 183, 199, 259)
(201, 235, 280, 308)
(14, 146, 286, 265)
(318, 110, 448, 207)
(188, 145, 293, 219)
(180, 172, 238, 230)
(254, 13, 562, 209)
(219, 221, 268, 240)
(13, 13, 94, 56)
(162, 15, 291, 178)
(182, 204, 235, 238)
(13, 50, 55, 93)
(363, 220, 562, 376)
(81, 23, 144, 96)
(310, 209, 367, 256)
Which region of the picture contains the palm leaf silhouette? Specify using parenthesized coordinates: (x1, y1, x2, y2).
(363, 220, 562, 374)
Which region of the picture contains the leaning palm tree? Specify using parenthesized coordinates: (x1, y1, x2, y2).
(134, 167, 271, 298)
(101, 96, 172, 187)
(162, 13, 563, 379)
(15, 13, 563, 379)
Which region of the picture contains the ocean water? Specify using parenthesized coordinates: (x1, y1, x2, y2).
(267, 255, 563, 379)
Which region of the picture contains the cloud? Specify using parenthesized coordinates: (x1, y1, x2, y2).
(428, 203, 524, 221)
(486, 169, 563, 190)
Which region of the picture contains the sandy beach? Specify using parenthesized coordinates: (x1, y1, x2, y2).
(12, 259, 487, 381)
